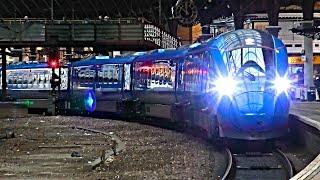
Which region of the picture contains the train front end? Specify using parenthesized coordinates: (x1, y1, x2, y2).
(214, 30, 290, 140)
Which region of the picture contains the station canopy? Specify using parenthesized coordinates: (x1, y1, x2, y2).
(0, 0, 232, 25)
(1, 0, 312, 27)
(0, 0, 177, 20)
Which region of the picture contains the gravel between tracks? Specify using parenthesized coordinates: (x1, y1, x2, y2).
(0, 116, 219, 179)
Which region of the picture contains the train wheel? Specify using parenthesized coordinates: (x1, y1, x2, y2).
(209, 117, 220, 143)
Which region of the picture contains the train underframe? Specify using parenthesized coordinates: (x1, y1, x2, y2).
(17, 91, 288, 141)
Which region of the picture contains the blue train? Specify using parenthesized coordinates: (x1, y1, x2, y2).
(0, 29, 291, 140)
(69, 55, 139, 114)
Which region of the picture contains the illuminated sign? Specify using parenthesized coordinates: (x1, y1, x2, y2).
(288, 56, 303, 64)
(245, 38, 255, 45)
(288, 56, 320, 65)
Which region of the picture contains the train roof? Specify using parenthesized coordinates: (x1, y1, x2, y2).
(195, 29, 277, 52)
(134, 46, 190, 62)
(71, 55, 138, 67)
(4, 62, 51, 70)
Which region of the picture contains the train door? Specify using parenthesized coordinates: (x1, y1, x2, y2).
(176, 50, 217, 136)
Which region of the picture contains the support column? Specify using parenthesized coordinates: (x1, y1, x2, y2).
(200, 25, 211, 41)
(65, 47, 72, 61)
(302, 0, 315, 100)
(233, 15, 244, 30)
(66, 47, 71, 54)
(267, 0, 280, 37)
(1, 48, 7, 100)
(168, 19, 178, 37)
(303, 21, 314, 90)
(189, 26, 193, 44)
(266, 26, 281, 37)
(30, 47, 36, 60)
(230, 0, 244, 30)
(19, 52, 23, 62)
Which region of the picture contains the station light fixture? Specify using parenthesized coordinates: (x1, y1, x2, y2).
(50, 61, 58, 68)
(48, 51, 60, 68)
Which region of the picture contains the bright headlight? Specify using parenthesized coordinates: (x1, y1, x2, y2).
(214, 77, 237, 96)
(273, 77, 291, 94)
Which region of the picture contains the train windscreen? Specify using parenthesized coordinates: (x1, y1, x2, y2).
(225, 47, 275, 113)
(226, 47, 274, 76)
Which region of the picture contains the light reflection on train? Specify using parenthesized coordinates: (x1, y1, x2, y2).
(0, 63, 68, 91)
(69, 56, 135, 113)
(135, 61, 175, 89)
(72, 64, 122, 88)
(129, 29, 290, 140)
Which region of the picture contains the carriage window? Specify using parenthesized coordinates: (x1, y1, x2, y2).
(203, 51, 213, 92)
(3, 68, 68, 90)
(124, 64, 131, 90)
(134, 60, 176, 91)
(97, 64, 122, 86)
(73, 65, 96, 88)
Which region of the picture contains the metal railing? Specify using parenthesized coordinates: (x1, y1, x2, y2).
(144, 24, 181, 48)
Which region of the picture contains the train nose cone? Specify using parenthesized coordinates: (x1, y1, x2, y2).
(257, 120, 263, 126)
(239, 112, 270, 130)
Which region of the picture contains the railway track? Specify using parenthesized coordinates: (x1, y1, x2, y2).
(222, 148, 293, 180)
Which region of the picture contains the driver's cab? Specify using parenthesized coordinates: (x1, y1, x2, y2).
(223, 46, 276, 113)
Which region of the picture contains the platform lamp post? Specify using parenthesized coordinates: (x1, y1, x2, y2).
(48, 51, 60, 115)
(291, 21, 318, 101)
(51, 0, 54, 21)
(303, 21, 315, 101)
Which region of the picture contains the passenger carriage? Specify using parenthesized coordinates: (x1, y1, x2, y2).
(132, 29, 290, 140)
(0, 29, 291, 140)
(132, 47, 190, 121)
(69, 55, 141, 116)
(0, 62, 69, 114)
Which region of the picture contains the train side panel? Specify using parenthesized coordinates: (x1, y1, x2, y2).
(69, 56, 136, 116)
(0, 64, 69, 114)
(132, 58, 178, 119)
(176, 49, 219, 136)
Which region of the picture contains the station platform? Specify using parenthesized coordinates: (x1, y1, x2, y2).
(290, 102, 320, 180)
(291, 102, 320, 131)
